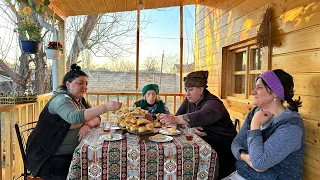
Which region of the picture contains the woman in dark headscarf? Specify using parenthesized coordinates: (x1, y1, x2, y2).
(160, 70, 237, 179)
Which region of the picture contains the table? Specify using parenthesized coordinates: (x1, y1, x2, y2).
(67, 128, 218, 180)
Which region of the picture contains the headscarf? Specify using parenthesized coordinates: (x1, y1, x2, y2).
(142, 84, 159, 96)
(184, 70, 208, 88)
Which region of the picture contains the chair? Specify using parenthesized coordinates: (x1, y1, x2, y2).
(14, 121, 38, 180)
(233, 118, 239, 131)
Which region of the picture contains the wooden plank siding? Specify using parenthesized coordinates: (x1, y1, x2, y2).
(194, 0, 320, 179)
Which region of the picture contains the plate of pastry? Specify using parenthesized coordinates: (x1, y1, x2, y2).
(126, 120, 154, 135)
(159, 128, 181, 135)
(99, 133, 124, 141)
(149, 134, 173, 143)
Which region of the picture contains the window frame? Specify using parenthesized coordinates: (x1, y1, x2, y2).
(221, 39, 270, 101)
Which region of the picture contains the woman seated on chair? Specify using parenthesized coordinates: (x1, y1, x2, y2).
(26, 64, 122, 180)
(224, 69, 305, 180)
(133, 84, 170, 120)
(160, 70, 237, 179)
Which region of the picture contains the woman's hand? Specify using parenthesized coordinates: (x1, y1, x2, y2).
(194, 127, 207, 136)
(78, 124, 90, 141)
(105, 101, 122, 111)
(251, 109, 274, 130)
(160, 114, 178, 125)
(240, 152, 265, 172)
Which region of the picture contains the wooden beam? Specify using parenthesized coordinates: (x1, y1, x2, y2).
(136, 10, 140, 92)
(179, 5, 183, 93)
(58, 21, 66, 85)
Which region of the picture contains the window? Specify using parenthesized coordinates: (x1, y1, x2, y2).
(222, 40, 269, 100)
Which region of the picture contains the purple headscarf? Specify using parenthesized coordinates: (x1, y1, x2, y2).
(259, 70, 285, 100)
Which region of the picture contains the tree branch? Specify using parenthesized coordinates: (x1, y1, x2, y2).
(0, 59, 26, 87)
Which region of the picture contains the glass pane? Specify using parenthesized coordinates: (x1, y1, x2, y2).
(183, 5, 196, 91)
(139, 7, 180, 94)
(66, 11, 138, 93)
(251, 48, 262, 70)
(234, 75, 245, 94)
(234, 52, 247, 71)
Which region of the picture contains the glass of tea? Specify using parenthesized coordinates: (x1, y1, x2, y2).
(104, 122, 111, 133)
(185, 127, 194, 142)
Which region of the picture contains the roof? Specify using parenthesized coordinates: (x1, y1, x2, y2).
(41, 0, 198, 21)
(173, 63, 194, 73)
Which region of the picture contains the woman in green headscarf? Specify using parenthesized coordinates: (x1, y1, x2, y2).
(134, 84, 170, 120)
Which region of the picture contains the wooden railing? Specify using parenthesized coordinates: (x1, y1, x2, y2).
(0, 93, 52, 180)
(0, 92, 185, 179)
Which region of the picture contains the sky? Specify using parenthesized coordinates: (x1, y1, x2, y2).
(90, 5, 195, 67)
(0, 2, 195, 68)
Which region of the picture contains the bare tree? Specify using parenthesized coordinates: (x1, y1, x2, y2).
(77, 49, 98, 70)
(0, 0, 52, 94)
(66, 14, 103, 67)
(104, 59, 135, 72)
(143, 53, 178, 73)
(66, 12, 144, 69)
(143, 55, 160, 72)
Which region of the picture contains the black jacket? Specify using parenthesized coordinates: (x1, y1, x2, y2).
(176, 89, 237, 144)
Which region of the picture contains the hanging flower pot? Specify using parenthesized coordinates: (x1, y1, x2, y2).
(46, 41, 63, 59)
(46, 49, 62, 59)
(20, 40, 40, 54)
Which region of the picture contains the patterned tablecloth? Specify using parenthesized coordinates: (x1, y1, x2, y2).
(67, 129, 218, 180)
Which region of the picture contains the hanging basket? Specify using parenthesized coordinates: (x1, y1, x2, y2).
(20, 40, 40, 54)
(46, 49, 62, 59)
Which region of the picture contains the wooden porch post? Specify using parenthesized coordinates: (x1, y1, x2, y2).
(136, 9, 140, 92)
(180, 5, 183, 94)
(58, 20, 66, 86)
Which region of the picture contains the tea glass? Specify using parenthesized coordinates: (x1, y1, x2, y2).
(185, 127, 194, 142)
(103, 122, 111, 134)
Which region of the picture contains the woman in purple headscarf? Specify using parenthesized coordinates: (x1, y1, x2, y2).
(224, 69, 304, 180)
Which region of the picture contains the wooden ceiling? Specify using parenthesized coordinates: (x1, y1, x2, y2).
(43, 0, 198, 21)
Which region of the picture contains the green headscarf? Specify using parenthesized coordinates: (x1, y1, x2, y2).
(142, 84, 159, 96)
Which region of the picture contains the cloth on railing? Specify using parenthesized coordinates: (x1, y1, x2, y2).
(67, 131, 218, 180)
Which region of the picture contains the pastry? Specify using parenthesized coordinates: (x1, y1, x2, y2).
(107, 133, 113, 139)
(154, 121, 162, 127)
(130, 118, 137, 124)
(167, 128, 177, 134)
(137, 119, 149, 126)
(152, 134, 166, 140)
(119, 121, 126, 128)
(145, 123, 154, 131)
(138, 126, 147, 132)
(130, 125, 139, 131)
(156, 113, 161, 120)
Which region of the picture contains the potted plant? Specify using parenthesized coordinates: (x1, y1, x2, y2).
(14, 7, 42, 54)
(46, 41, 63, 59)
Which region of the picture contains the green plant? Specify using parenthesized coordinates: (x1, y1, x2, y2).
(14, 7, 41, 41)
(12, 0, 51, 41)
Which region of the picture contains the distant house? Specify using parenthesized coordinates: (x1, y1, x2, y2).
(173, 63, 194, 77)
(95, 68, 109, 72)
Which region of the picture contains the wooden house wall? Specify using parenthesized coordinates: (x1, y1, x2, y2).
(194, 0, 320, 179)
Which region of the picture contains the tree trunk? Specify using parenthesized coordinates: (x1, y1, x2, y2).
(34, 46, 47, 94)
(18, 53, 31, 89)
(66, 14, 102, 69)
